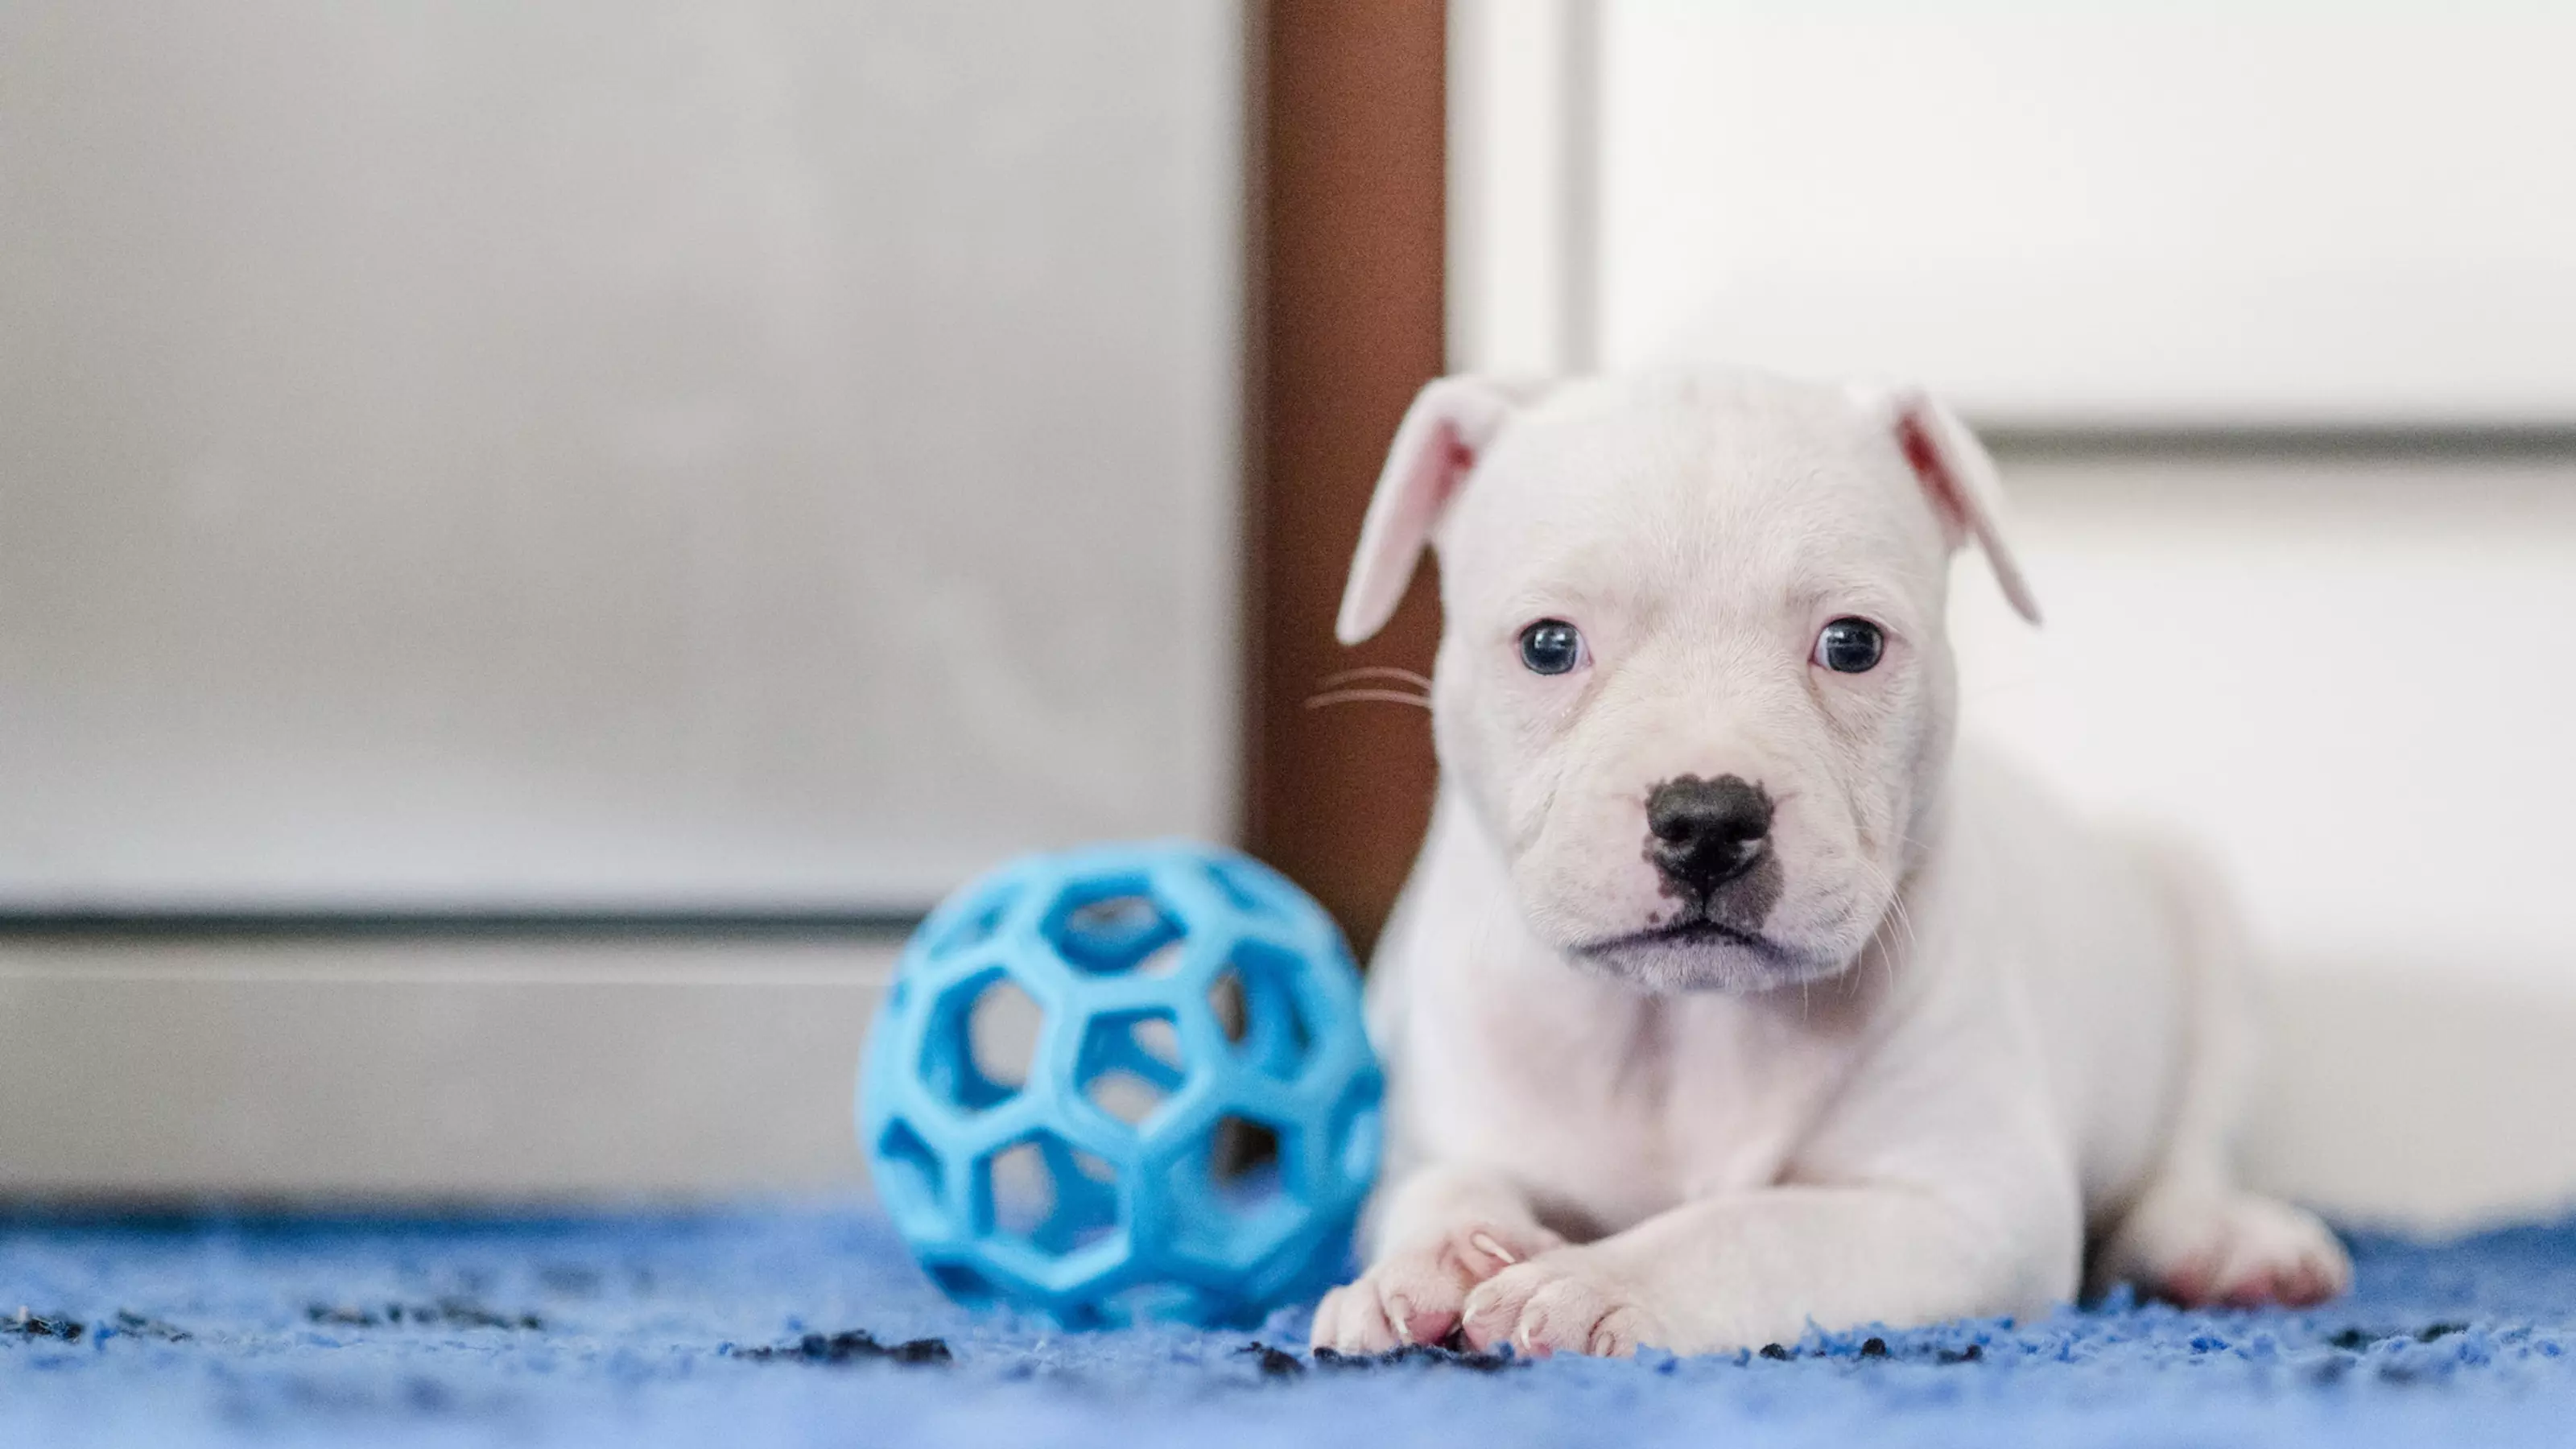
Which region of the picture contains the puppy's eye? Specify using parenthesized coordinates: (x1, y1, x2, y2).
(1517, 619, 1587, 675)
(1814, 617, 1885, 674)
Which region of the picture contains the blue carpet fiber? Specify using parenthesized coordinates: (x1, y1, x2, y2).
(5, 1205, 2575, 1447)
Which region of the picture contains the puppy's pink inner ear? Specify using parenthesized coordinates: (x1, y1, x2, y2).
(1893, 407, 1972, 552)
(1337, 412, 1473, 642)
(1378, 419, 1475, 580)
(1418, 427, 1476, 531)
(1885, 394, 2043, 625)
(1339, 373, 1548, 644)
(1439, 429, 1476, 486)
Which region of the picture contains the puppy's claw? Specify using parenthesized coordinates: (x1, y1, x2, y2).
(1314, 1218, 1563, 1354)
(1462, 1256, 1661, 1358)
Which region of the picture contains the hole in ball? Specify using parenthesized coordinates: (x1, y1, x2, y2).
(1048, 881, 1187, 976)
(1077, 1008, 1186, 1129)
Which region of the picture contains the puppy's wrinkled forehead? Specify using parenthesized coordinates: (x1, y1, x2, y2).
(1438, 372, 1950, 626)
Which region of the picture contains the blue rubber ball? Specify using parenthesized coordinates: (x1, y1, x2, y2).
(858, 840, 1384, 1327)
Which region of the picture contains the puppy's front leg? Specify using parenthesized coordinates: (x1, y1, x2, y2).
(1460, 1183, 2078, 1358)
(1310, 1162, 1564, 1353)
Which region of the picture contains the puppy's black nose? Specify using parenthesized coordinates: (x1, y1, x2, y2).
(1645, 774, 1774, 897)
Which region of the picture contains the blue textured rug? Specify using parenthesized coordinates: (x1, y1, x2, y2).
(3, 1204, 2573, 1447)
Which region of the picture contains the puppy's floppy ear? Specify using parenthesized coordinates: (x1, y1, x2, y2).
(1335, 374, 1545, 645)
(1849, 382, 2044, 625)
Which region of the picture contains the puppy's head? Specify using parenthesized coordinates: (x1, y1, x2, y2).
(1338, 368, 2040, 993)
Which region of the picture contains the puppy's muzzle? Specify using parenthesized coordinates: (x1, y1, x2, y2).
(1645, 774, 1774, 898)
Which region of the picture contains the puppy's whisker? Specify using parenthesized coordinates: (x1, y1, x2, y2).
(1884, 877, 1921, 956)
(1868, 866, 1915, 947)
(1318, 666, 1435, 691)
(1303, 688, 1433, 711)
(1880, 902, 1918, 989)
(1849, 854, 1920, 987)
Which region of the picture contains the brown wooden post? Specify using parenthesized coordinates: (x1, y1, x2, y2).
(1244, 0, 1448, 960)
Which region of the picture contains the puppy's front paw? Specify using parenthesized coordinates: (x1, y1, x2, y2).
(1311, 1219, 1563, 1354)
(1458, 1249, 1664, 1358)
(2105, 1188, 2352, 1309)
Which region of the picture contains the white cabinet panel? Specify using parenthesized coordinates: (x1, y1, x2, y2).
(0, 2, 1241, 910)
(1594, 4, 2576, 423)
(1952, 451, 2576, 990)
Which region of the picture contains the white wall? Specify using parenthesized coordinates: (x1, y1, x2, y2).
(0, 2, 1242, 912)
(1954, 449, 2576, 999)
(1595, 2, 2576, 425)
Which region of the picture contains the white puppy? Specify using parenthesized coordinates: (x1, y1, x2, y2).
(1310, 365, 2351, 1359)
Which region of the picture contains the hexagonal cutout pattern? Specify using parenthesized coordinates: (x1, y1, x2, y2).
(920, 969, 1042, 1113)
(1213, 1114, 1284, 1199)
(1202, 857, 1285, 919)
(1076, 1008, 1186, 1129)
(928, 1261, 997, 1306)
(1205, 940, 1315, 1082)
(1044, 877, 1186, 976)
(872, 1117, 945, 1219)
(1327, 1085, 1383, 1191)
(978, 1131, 1121, 1257)
(929, 881, 1020, 959)
(1166, 1112, 1300, 1262)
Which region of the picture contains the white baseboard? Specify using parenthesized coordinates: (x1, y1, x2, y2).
(2244, 964, 2576, 1236)
(0, 935, 897, 1201)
